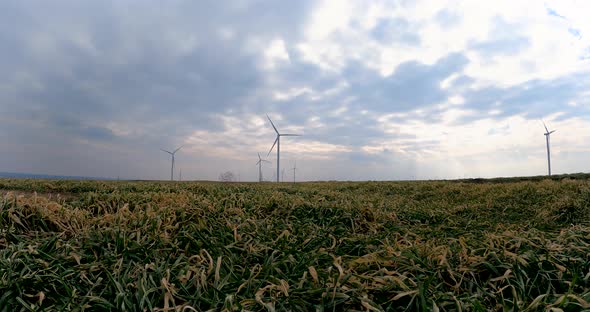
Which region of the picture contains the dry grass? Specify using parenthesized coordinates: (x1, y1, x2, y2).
(0, 178, 589, 311)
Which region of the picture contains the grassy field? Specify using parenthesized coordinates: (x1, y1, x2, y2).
(1, 177, 589, 311)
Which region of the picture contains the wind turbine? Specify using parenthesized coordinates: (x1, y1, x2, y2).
(267, 114, 301, 183)
(292, 161, 297, 183)
(160, 146, 182, 181)
(256, 153, 270, 182)
(542, 121, 556, 176)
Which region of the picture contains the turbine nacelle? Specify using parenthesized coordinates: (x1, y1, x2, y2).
(256, 152, 270, 165)
(161, 146, 183, 181)
(541, 120, 556, 176)
(266, 114, 302, 182)
(266, 116, 302, 156)
(542, 120, 556, 136)
(256, 152, 271, 182)
(160, 146, 183, 155)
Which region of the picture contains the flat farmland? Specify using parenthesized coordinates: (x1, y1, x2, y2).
(0, 178, 589, 311)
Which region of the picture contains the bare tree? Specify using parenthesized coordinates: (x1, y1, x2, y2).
(218, 171, 235, 182)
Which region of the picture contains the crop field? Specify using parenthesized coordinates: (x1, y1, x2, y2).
(1, 177, 589, 311)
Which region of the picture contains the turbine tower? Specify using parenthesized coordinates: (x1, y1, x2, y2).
(292, 161, 297, 183)
(160, 146, 182, 181)
(542, 121, 556, 176)
(256, 153, 270, 182)
(267, 114, 301, 183)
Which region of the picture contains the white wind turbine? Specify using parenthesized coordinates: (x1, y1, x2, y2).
(292, 160, 297, 183)
(256, 153, 270, 182)
(266, 114, 301, 183)
(542, 121, 556, 176)
(160, 146, 182, 181)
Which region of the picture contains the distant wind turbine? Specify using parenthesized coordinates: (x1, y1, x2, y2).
(256, 153, 270, 182)
(542, 121, 556, 176)
(292, 161, 297, 183)
(161, 146, 182, 181)
(267, 114, 301, 183)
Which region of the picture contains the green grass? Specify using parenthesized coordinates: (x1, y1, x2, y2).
(1, 178, 589, 311)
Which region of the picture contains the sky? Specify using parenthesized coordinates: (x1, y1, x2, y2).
(1, 0, 590, 181)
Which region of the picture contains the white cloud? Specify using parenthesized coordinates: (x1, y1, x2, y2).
(273, 87, 312, 101)
(263, 38, 290, 69)
(296, 0, 590, 84)
(183, 113, 352, 164)
(368, 109, 590, 178)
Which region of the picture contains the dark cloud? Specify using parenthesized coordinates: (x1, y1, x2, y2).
(307, 118, 386, 146)
(50, 114, 116, 141)
(1, 0, 314, 141)
(459, 73, 590, 122)
(0, 0, 320, 178)
(346, 52, 469, 112)
(244, 51, 469, 149)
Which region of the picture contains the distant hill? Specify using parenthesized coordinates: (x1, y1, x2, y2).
(0, 172, 114, 181)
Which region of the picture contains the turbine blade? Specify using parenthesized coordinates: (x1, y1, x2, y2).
(542, 120, 549, 133)
(173, 145, 183, 153)
(160, 148, 173, 154)
(267, 114, 279, 134)
(281, 134, 302, 137)
(258, 152, 262, 161)
(549, 130, 556, 134)
(267, 137, 278, 156)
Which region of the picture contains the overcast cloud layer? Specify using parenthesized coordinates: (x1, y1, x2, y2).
(1, 0, 590, 181)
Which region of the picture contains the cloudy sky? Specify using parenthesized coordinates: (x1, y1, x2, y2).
(1, 0, 590, 181)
